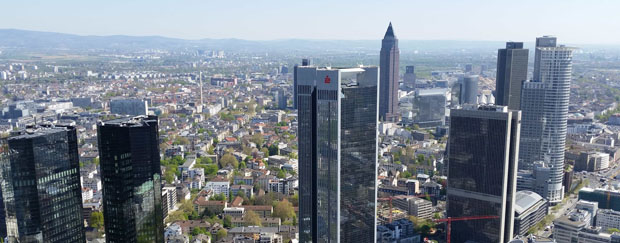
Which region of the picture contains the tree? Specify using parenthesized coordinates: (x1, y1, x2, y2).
(608, 228, 620, 234)
(277, 169, 287, 179)
(400, 171, 412, 178)
(260, 147, 270, 157)
(223, 215, 232, 228)
(215, 229, 227, 241)
(220, 153, 239, 168)
(250, 133, 264, 146)
(245, 211, 262, 226)
(204, 164, 218, 176)
(268, 144, 279, 156)
(210, 193, 227, 201)
(191, 227, 209, 236)
(273, 199, 296, 221)
(89, 211, 104, 229)
(173, 137, 190, 145)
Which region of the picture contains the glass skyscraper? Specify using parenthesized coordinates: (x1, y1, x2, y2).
(519, 36, 574, 203)
(0, 125, 85, 243)
(447, 105, 520, 243)
(97, 115, 164, 243)
(297, 66, 378, 243)
(495, 42, 529, 110)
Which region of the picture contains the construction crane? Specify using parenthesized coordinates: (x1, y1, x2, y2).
(433, 215, 499, 243)
(378, 194, 436, 223)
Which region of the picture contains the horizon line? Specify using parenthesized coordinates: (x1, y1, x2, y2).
(0, 28, 618, 47)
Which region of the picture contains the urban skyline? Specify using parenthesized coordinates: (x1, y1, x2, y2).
(1, 3, 620, 242)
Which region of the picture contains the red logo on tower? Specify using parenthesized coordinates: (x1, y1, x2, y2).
(324, 75, 331, 84)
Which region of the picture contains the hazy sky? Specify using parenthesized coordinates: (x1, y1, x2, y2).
(2, 0, 619, 44)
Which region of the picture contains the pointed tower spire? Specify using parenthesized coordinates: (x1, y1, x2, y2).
(384, 22, 395, 38)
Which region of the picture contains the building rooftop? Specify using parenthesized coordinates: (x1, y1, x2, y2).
(8, 124, 73, 140)
(100, 115, 157, 127)
(514, 190, 545, 215)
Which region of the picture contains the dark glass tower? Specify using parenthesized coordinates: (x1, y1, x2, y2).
(297, 66, 379, 243)
(98, 115, 164, 243)
(496, 42, 529, 110)
(446, 105, 520, 243)
(293, 58, 311, 109)
(0, 125, 85, 243)
(379, 22, 400, 122)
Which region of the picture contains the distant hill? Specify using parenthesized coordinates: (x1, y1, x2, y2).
(0, 29, 526, 53)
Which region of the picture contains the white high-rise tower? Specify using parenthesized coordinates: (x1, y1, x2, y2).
(519, 36, 574, 203)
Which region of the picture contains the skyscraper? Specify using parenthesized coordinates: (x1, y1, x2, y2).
(379, 22, 400, 122)
(447, 105, 520, 243)
(0, 125, 85, 243)
(518, 36, 574, 203)
(297, 66, 379, 243)
(293, 58, 311, 109)
(459, 75, 479, 104)
(404, 65, 416, 89)
(98, 115, 164, 243)
(496, 42, 529, 110)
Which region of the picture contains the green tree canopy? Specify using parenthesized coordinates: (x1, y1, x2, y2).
(220, 153, 239, 168)
(245, 211, 262, 226)
(273, 199, 296, 221)
(89, 211, 104, 229)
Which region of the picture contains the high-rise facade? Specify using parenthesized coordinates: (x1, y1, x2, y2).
(98, 115, 164, 243)
(496, 42, 529, 110)
(404, 65, 416, 89)
(459, 75, 479, 104)
(519, 36, 574, 203)
(447, 105, 520, 243)
(0, 125, 85, 243)
(297, 66, 378, 243)
(379, 22, 400, 122)
(293, 58, 311, 109)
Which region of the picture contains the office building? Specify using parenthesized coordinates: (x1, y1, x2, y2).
(446, 105, 520, 243)
(597, 209, 620, 231)
(575, 200, 598, 223)
(513, 191, 548, 237)
(576, 152, 610, 172)
(496, 42, 529, 110)
(404, 66, 416, 89)
(410, 88, 447, 128)
(579, 188, 620, 211)
(109, 98, 148, 116)
(392, 195, 433, 219)
(275, 90, 287, 110)
(459, 75, 479, 104)
(518, 36, 574, 203)
(554, 210, 620, 243)
(293, 58, 311, 109)
(518, 81, 546, 170)
(297, 66, 379, 242)
(379, 22, 400, 122)
(0, 125, 85, 242)
(97, 116, 164, 243)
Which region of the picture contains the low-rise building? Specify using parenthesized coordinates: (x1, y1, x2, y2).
(206, 176, 230, 198)
(392, 195, 432, 219)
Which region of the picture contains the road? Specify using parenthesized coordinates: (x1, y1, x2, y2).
(535, 163, 620, 238)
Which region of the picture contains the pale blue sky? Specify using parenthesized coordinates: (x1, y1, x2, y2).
(1, 0, 619, 44)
